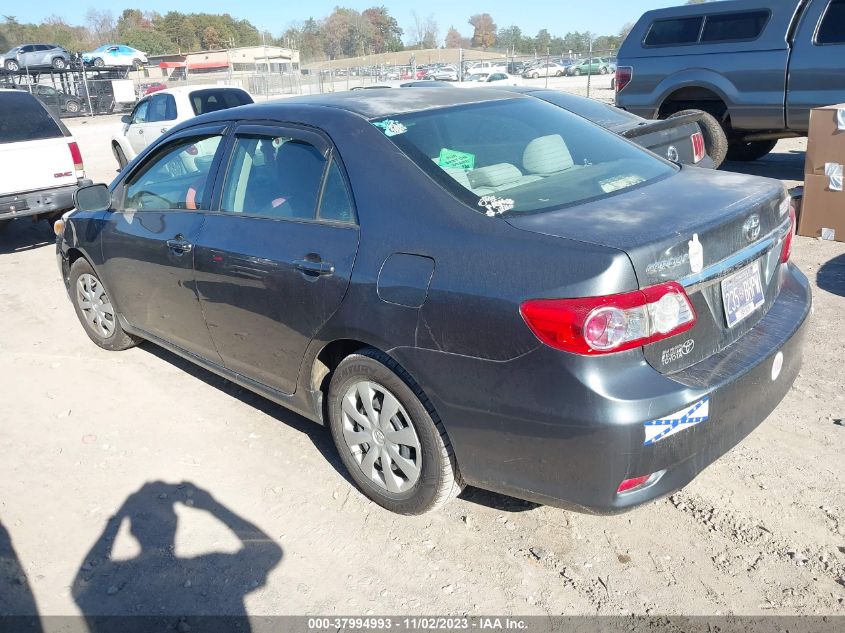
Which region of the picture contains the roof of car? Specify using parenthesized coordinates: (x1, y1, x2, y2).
(145, 85, 250, 97)
(248, 87, 524, 119)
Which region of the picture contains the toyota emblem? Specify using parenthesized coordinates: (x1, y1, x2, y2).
(743, 214, 761, 242)
(667, 146, 680, 162)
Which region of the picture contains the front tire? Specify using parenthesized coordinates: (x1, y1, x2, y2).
(93, 58, 105, 68)
(113, 144, 128, 169)
(573, 68, 581, 76)
(65, 99, 81, 113)
(131, 58, 142, 70)
(726, 139, 778, 162)
(327, 349, 463, 515)
(69, 259, 139, 351)
(5, 59, 19, 72)
(52, 57, 66, 70)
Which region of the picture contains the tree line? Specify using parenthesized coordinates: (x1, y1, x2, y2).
(1, 7, 631, 61)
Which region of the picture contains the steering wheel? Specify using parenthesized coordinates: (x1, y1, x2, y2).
(131, 191, 172, 209)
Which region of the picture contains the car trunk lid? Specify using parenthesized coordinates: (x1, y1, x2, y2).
(506, 168, 792, 374)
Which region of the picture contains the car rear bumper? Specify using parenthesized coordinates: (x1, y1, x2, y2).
(393, 263, 811, 513)
(0, 179, 90, 221)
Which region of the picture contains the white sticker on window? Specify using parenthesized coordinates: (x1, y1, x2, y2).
(837, 108, 845, 132)
(373, 119, 407, 137)
(477, 195, 514, 217)
(821, 228, 836, 241)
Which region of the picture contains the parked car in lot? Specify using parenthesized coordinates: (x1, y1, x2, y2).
(139, 82, 167, 97)
(12, 83, 84, 114)
(111, 85, 253, 168)
(495, 86, 714, 167)
(59, 88, 808, 515)
(427, 65, 458, 81)
(0, 89, 90, 231)
(523, 62, 569, 78)
(567, 58, 615, 76)
(459, 72, 523, 86)
(82, 45, 148, 69)
(1, 44, 71, 72)
(616, 0, 845, 162)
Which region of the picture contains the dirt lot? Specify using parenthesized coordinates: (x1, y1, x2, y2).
(0, 111, 843, 620)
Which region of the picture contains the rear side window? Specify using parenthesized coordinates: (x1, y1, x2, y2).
(189, 89, 252, 115)
(644, 17, 703, 46)
(319, 160, 356, 223)
(220, 134, 326, 220)
(146, 94, 177, 122)
(0, 92, 64, 143)
(701, 11, 769, 42)
(817, 0, 845, 44)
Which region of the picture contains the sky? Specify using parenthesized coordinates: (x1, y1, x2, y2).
(8, 1, 686, 41)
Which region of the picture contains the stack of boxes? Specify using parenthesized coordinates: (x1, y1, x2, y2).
(799, 102, 845, 242)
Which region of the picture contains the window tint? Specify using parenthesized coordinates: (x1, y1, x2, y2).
(122, 135, 221, 210)
(131, 100, 149, 124)
(146, 94, 176, 122)
(0, 91, 64, 143)
(644, 17, 703, 46)
(701, 11, 769, 42)
(220, 135, 326, 220)
(189, 89, 252, 115)
(319, 160, 356, 223)
(374, 99, 674, 216)
(817, 0, 845, 44)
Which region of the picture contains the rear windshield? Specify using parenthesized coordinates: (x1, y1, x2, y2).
(372, 98, 675, 217)
(189, 89, 253, 115)
(533, 91, 641, 129)
(0, 91, 66, 144)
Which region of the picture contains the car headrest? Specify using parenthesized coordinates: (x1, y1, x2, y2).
(467, 163, 523, 188)
(522, 134, 574, 175)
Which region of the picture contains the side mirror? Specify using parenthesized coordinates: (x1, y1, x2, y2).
(74, 184, 112, 212)
(121, 114, 132, 124)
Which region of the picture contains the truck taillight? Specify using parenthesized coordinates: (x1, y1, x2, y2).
(780, 204, 796, 263)
(521, 282, 697, 355)
(691, 132, 706, 163)
(68, 141, 84, 177)
(615, 66, 632, 93)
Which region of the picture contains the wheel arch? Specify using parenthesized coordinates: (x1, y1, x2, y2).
(656, 77, 732, 122)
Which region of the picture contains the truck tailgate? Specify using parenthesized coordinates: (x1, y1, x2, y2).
(0, 137, 77, 196)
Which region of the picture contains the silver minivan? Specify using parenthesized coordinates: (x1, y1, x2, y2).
(1, 44, 71, 72)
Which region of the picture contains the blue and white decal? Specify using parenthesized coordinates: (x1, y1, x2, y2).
(643, 398, 709, 446)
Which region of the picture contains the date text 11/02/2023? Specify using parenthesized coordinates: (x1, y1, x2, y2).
(306, 617, 529, 630)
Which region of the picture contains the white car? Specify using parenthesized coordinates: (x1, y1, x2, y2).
(82, 45, 148, 69)
(458, 72, 523, 87)
(428, 65, 458, 81)
(111, 86, 253, 168)
(522, 62, 569, 79)
(0, 89, 90, 231)
(465, 61, 508, 77)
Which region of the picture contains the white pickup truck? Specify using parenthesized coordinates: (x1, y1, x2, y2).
(0, 89, 91, 231)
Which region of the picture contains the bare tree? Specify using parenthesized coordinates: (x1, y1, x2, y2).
(86, 9, 116, 43)
(409, 11, 439, 49)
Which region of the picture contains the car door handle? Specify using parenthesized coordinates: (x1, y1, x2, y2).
(166, 238, 193, 254)
(293, 259, 334, 276)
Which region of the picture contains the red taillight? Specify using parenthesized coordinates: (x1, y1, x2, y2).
(617, 475, 651, 494)
(691, 132, 706, 163)
(615, 66, 632, 93)
(780, 203, 796, 263)
(68, 141, 84, 175)
(520, 281, 697, 355)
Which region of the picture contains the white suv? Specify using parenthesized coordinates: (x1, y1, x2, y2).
(0, 89, 90, 232)
(111, 85, 253, 168)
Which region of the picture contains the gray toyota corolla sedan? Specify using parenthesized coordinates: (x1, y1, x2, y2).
(57, 88, 810, 515)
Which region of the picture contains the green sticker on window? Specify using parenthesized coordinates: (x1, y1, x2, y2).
(438, 148, 476, 170)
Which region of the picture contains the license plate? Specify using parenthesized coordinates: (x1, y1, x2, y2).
(721, 260, 765, 328)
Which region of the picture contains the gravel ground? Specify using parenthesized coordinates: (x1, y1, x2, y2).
(0, 95, 843, 620)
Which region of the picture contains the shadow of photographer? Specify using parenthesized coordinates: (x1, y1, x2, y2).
(1, 520, 43, 632)
(72, 481, 282, 632)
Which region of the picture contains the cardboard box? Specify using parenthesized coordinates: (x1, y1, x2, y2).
(805, 102, 845, 176)
(797, 174, 844, 241)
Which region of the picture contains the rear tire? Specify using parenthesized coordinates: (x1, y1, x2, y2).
(573, 68, 581, 76)
(327, 349, 464, 515)
(69, 259, 139, 351)
(725, 139, 778, 162)
(93, 58, 104, 68)
(669, 109, 729, 168)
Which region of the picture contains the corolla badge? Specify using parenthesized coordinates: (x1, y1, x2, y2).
(667, 145, 680, 162)
(688, 233, 704, 273)
(743, 214, 761, 242)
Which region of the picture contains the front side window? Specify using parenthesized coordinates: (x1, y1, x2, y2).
(817, 0, 845, 44)
(644, 17, 703, 46)
(146, 94, 176, 122)
(220, 134, 326, 220)
(701, 11, 769, 42)
(372, 98, 675, 216)
(122, 135, 222, 211)
(131, 100, 149, 124)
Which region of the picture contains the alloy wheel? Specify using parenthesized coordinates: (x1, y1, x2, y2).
(76, 273, 116, 339)
(341, 381, 422, 494)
